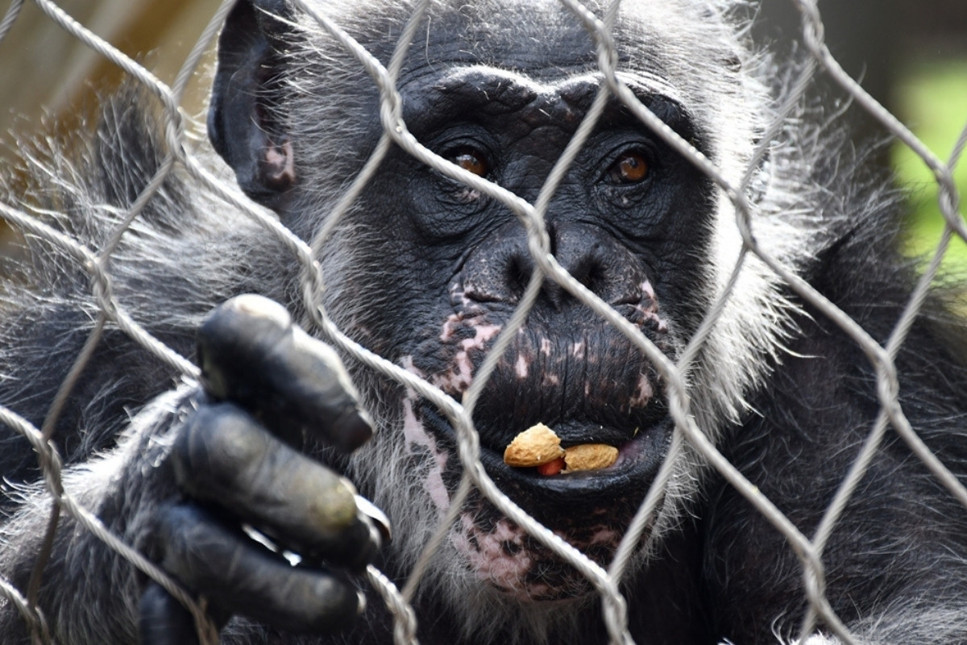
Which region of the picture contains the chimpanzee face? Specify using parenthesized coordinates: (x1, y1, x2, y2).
(210, 0, 740, 602)
(336, 65, 714, 597)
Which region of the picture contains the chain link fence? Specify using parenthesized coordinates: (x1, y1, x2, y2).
(0, 0, 965, 643)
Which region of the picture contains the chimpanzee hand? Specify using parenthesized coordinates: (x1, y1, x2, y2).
(138, 295, 388, 643)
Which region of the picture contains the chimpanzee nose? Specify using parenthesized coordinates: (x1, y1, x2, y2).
(460, 222, 644, 308)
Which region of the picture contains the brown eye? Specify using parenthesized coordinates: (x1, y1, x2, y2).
(608, 151, 649, 184)
(449, 147, 489, 177)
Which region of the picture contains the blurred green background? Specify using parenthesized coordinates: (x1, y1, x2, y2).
(754, 0, 967, 272)
(894, 58, 967, 267)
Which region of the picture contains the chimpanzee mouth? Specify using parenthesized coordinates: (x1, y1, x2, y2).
(408, 292, 676, 520)
(404, 300, 676, 596)
(421, 403, 673, 519)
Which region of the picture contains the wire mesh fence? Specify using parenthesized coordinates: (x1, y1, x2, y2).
(0, 0, 965, 644)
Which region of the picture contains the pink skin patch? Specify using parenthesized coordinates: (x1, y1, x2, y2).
(632, 280, 668, 332)
(402, 395, 451, 512)
(514, 354, 529, 379)
(449, 509, 624, 600)
(434, 313, 502, 394)
(540, 337, 552, 356)
(401, 282, 668, 598)
(400, 357, 451, 512)
(629, 374, 654, 409)
(263, 141, 295, 189)
(450, 514, 547, 597)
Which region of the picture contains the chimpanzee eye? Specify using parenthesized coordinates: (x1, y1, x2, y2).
(448, 146, 490, 178)
(606, 150, 650, 185)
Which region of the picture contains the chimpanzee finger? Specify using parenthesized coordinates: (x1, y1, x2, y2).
(154, 503, 365, 634)
(172, 403, 383, 569)
(197, 294, 372, 452)
(138, 582, 199, 645)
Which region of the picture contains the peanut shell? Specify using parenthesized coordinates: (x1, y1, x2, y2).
(563, 444, 619, 472)
(503, 423, 565, 467)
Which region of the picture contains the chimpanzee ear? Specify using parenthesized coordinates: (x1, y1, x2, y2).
(208, 0, 296, 207)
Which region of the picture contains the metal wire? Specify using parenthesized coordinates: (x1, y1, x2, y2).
(0, 1, 964, 644)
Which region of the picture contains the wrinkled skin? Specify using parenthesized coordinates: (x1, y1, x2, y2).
(4, 1, 967, 644)
(144, 295, 388, 640)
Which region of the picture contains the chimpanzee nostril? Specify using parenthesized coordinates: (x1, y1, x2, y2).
(461, 227, 537, 305)
(567, 252, 605, 292)
(506, 253, 534, 301)
(459, 222, 642, 308)
(549, 227, 633, 304)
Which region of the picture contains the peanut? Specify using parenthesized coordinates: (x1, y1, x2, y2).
(503, 423, 565, 467)
(563, 444, 619, 472)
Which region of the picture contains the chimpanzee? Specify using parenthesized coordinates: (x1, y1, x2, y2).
(2, 0, 967, 643)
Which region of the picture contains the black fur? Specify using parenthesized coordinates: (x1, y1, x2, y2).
(3, 1, 967, 644)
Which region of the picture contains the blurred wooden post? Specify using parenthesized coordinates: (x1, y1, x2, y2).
(0, 0, 220, 265)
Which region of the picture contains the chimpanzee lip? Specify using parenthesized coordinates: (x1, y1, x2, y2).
(422, 404, 673, 508)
